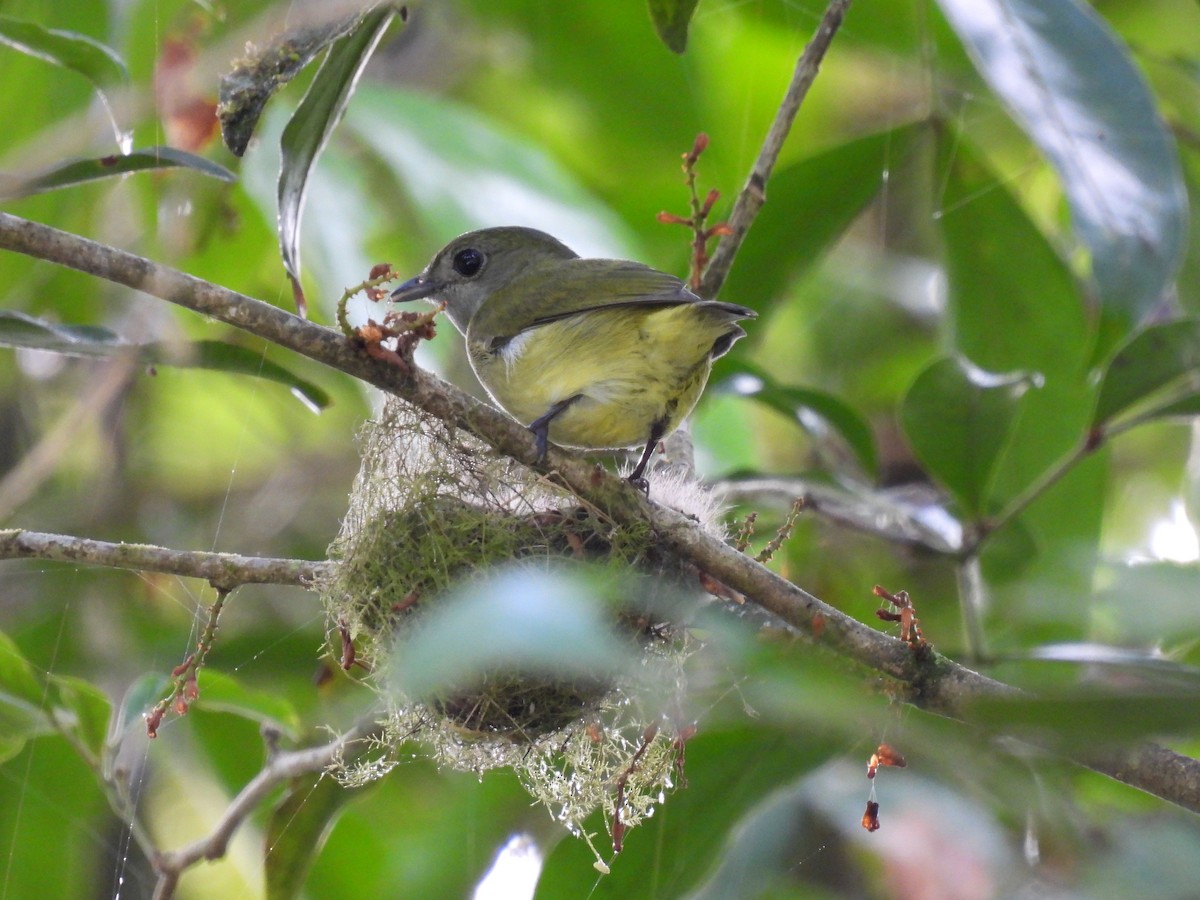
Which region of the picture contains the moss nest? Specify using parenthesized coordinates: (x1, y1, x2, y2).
(330, 496, 670, 740)
(320, 398, 722, 860)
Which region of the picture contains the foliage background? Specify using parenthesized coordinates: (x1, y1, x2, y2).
(2, 0, 1200, 897)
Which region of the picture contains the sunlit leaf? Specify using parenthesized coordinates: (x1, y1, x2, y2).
(278, 4, 400, 315)
(0, 146, 235, 200)
(0, 311, 330, 410)
(647, 0, 700, 53)
(935, 0, 1188, 349)
(718, 362, 878, 478)
(0, 15, 127, 90)
(900, 356, 1039, 516)
(194, 669, 301, 736)
(266, 773, 367, 900)
(1093, 319, 1200, 429)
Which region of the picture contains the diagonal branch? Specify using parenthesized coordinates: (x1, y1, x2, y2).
(151, 719, 378, 900)
(1, 211, 1198, 815)
(698, 0, 852, 299)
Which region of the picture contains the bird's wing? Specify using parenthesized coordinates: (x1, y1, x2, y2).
(471, 259, 753, 344)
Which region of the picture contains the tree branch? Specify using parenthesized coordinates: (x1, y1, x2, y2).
(1, 211, 1198, 815)
(0, 528, 328, 591)
(698, 0, 852, 299)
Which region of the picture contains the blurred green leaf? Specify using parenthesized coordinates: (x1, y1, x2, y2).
(901, 356, 1039, 516)
(647, 0, 700, 53)
(267, 773, 366, 900)
(49, 675, 111, 760)
(0, 146, 235, 200)
(342, 84, 636, 256)
(111, 673, 169, 742)
(194, 669, 301, 736)
(1093, 319, 1200, 429)
(723, 123, 924, 312)
(935, 0, 1188, 351)
(391, 564, 636, 700)
(278, 4, 399, 314)
(719, 361, 878, 478)
(0, 628, 48, 706)
(0, 311, 331, 409)
(969, 689, 1200, 744)
(0, 14, 127, 89)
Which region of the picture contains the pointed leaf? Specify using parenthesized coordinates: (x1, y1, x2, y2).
(0, 312, 330, 410)
(900, 356, 1038, 515)
(1093, 319, 1200, 429)
(719, 362, 878, 478)
(0, 146, 234, 200)
(0, 15, 127, 90)
(647, 0, 700, 53)
(49, 676, 112, 760)
(935, 0, 1188, 345)
(266, 773, 365, 900)
(219, 6, 392, 156)
(278, 5, 399, 314)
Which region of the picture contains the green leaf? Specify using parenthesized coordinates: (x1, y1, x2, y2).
(0, 15, 127, 90)
(278, 4, 400, 315)
(0, 631, 50, 762)
(49, 675, 112, 760)
(935, 0, 1188, 349)
(969, 689, 1200, 744)
(646, 0, 701, 53)
(0, 146, 235, 200)
(219, 5, 396, 157)
(266, 773, 366, 900)
(193, 670, 300, 737)
(0, 629, 44, 707)
(900, 356, 1038, 516)
(723, 124, 924, 312)
(342, 85, 636, 255)
(0, 311, 331, 410)
(1092, 319, 1200, 429)
(719, 362, 878, 478)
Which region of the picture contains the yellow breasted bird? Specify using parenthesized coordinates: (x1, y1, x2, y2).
(390, 226, 755, 487)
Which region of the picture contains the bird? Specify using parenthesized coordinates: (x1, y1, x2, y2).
(390, 226, 755, 488)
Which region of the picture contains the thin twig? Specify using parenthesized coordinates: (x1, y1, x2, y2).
(151, 719, 377, 900)
(698, 0, 853, 299)
(0, 528, 329, 590)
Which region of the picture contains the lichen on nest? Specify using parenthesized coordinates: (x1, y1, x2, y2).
(319, 398, 721, 860)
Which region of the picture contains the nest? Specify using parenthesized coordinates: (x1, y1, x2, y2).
(319, 398, 723, 860)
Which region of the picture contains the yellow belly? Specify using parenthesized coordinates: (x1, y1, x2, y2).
(469, 305, 722, 449)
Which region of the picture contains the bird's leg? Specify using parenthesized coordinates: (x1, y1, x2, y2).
(628, 420, 667, 494)
(527, 396, 580, 461)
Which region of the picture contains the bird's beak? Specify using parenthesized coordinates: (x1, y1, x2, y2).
(389, 274, 440, 303)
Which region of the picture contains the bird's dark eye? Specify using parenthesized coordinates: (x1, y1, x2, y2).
(452, 248, 484, 277)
